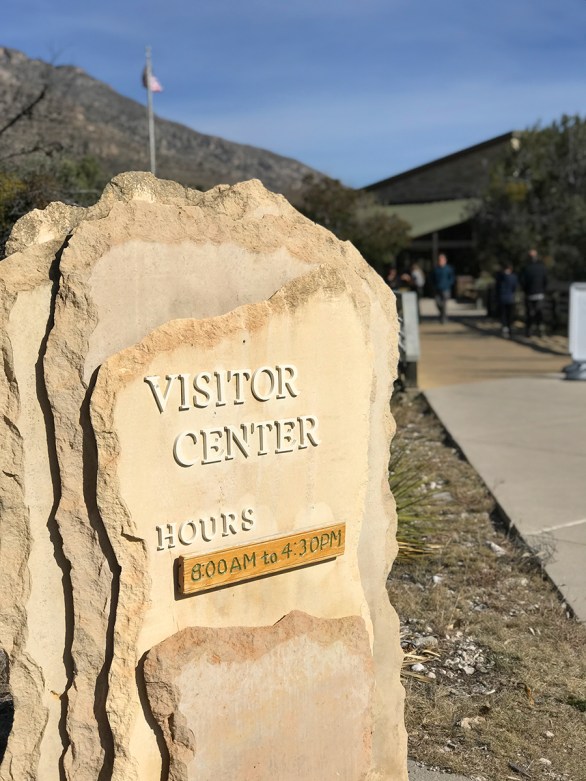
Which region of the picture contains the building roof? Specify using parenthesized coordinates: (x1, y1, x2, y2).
(364, 132, 519, 204)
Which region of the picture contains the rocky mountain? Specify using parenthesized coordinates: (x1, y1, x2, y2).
(0, 47, 323, 199)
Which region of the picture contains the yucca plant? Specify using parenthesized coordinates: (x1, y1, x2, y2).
(389, 447, 441, 561)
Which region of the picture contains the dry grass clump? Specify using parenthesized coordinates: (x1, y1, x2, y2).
(389, 392, 586, 781)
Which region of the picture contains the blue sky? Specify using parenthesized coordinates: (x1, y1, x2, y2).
(5, 0, 586, 187)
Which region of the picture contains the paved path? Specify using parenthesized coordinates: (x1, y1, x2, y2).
(405, 300, 584, 781)
(417, 300, 567, 389)
(426, 375, 586, 620)
(415, 300, 586, 621)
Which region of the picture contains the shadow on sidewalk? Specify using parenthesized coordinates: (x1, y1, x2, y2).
(451, 315, 570, 357)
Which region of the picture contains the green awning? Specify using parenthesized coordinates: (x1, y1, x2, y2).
(383, 199, 480, 238)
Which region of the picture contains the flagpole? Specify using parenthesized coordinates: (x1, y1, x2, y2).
(145, 46, 156, 176)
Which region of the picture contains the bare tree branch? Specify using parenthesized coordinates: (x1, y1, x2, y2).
(0, 84, 49, 137)
(0, 140, 63, 162)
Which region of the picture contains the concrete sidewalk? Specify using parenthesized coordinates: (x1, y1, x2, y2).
(415, 301, 586, 620)
(425, 375, 586, 621)
(405, 303, 584, 780)
(417, 299, 567, 388)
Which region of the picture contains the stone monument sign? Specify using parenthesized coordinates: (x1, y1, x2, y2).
(0, 173, 407, 780)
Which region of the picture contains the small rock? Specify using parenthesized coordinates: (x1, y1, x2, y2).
(427, 672, 436, 679)
(545, 730, 554, 738)
(487, 541, 506, 556)
(508, 761, 530, 777)
(463, 665, 476, 675)
(411, 663, 426, 672)
(460, 716, 485, 730)
(538, 758, 552, 766)
(432, 574, 443, 585)
(413, 635, 439, 650)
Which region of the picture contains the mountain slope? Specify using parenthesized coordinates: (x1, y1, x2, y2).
(0, 47, 323, 199)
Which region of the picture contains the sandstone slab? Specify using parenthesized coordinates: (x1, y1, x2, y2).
(143, 611, 374, 781)
(87, 179, 404, 780)
(0, 172, 406, 781)
(91, 265, 376, 779)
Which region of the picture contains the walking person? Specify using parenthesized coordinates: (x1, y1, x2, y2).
(432, 253, 455, 324)
(495, 261, 518, 338)
(520, 248, 547, 336)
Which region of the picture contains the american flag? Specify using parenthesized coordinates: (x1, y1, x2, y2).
(142, 67, 163, 93)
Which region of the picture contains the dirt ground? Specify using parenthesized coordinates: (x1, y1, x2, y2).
(389, 392, 586, 781)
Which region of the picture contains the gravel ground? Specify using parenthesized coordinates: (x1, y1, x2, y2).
(389, 392, 586, 781)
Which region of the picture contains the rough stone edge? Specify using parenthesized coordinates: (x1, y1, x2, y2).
(142, 611, 373, 781)
(0, 241, 64, 781)
(360, 288, 406, 780)
(5, 172, 201, 256)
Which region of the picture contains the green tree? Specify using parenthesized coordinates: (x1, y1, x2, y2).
(0, 155, 106, 256)
(299, 175, 410, 274)
(473, 115, 586, 280)
(0, 172, 26, 235)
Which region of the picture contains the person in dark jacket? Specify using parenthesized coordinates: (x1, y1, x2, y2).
(495, 262, 518, 337)
(520, 248, 547, 336)
(432, 253, 455, 323)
